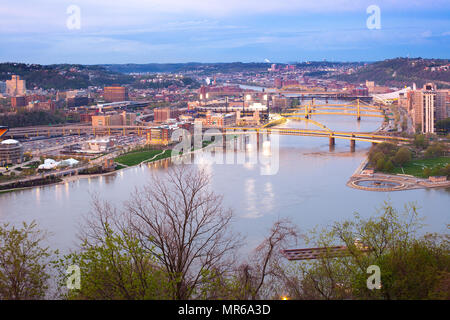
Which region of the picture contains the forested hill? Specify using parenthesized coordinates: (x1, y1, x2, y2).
(0, 63, 133, 90)
(332, 58, 450, 88)
(101, 62, 274, 74)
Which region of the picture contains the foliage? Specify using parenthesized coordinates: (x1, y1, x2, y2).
(424, 142, 446, 159)
(0, 110, 66, 128)
(413, 134, 429, 149)
(274, 202, 449, 300)
(0, 221, 56, 300)
(333, 58, 450, 88)
(435, 117, 450, 135)
(59, 201, 172, 300)
(0, 63, 133, 90)
(393, 147, 412, 166)
(125, 166, 241, 299)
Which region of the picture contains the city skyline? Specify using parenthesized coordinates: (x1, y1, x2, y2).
(1, 0, 449, 64)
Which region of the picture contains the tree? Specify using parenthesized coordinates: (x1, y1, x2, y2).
(384, 159, 394, 172)
(125, 166, 241, 300)
(60, 199, 172, 300)
(393, 147, 411, 166)
(0, 221, 55, 300)
(423, 167, 432, 177)
(376, 158, 385, 171)
(272, 202, 449, 300)
(435, 117, 450, 134)
(424, 142, 445, 159)
(374, 234, 450, 299)
(227, 219, 299, 300)
(413, 134, 428, 149)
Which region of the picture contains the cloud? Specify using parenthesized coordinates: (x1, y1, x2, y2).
(2, 0, 450, 33)
(0, 0, 449, 63)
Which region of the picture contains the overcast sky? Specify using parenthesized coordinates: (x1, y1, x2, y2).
(0, 0, 449, 64)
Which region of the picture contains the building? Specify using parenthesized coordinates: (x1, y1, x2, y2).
(6, 75, 26, 96)
(0, 139, 24, 166)
(236, 110, 261, 126)
(26, 100, 56, 111)
(11, 96, 26, 108)
(92, 112, 136, 127)
(84, 138, 115, 152)
(274, 78, 283, 89)
(146, 127, 172, 145)
(67, 96, 90, 108)
(154, 108, 183, 123)
(195, 111, 236, 128)
(272, 96, 289, 111)
(409, 83, 448, 133)
(104, 86, 128, 102)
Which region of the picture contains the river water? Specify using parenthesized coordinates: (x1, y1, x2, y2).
(0, 106, 449, 253)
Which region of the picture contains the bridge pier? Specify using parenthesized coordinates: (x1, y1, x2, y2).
(350, 139, 356, 152)
(222, 132, 226, 149)
(256, 131, 260, 150)
(329, 136, 335, 147)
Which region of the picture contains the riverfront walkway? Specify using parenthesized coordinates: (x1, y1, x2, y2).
(348, 167, 450, 192)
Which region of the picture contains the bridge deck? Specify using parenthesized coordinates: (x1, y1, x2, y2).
(281, 245, 370, 260)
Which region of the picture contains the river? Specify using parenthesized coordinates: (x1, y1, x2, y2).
(0, 106, 449, 253)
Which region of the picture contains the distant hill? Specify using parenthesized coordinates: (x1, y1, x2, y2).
(330, 58, 450, 88)
(101, 62, 275, 74)
(0, 63, 133, 90)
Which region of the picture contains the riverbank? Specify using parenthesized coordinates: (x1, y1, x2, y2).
(348, 156, 450, 192)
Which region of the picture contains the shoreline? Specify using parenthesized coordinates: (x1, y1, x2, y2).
(347, 155, 450, 192)
(0, 143, 215, 194)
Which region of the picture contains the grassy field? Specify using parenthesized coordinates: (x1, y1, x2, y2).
(115, 150, 164, 166)
(150, 150, 172, 162)
(391, 157, 450, 177)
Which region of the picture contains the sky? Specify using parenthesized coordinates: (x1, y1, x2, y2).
(0, 0, 449, 64)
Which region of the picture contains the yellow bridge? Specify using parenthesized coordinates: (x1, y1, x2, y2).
(285, 99, 387, 120)
(226, 100, 407, 151)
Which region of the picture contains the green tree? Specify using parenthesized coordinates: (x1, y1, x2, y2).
(0, 221, 56, 300)
(393, 147, 411, 166)
(413, 134, 428, 149)
(274, 202, 449, 300)
(435, 117, 450, 134)
(369, 151, 385, 166)
(384, 159, 394, 172)
(423, 167, 432, 177)
(60, 205, 172, 300)
(424, 142, 445, 158)
(376, 158, 385, 171)
(374, 235, 450, 299)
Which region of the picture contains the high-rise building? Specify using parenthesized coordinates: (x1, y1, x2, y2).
(6, 75, 26, 96)
(409, 83, 447, 133)
(104, 86, 128, 102)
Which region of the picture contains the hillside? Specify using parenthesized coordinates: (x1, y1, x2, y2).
(101, 62, 275, 74)
(331, 58, 450, 88)
(0, 63, 133, 90)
